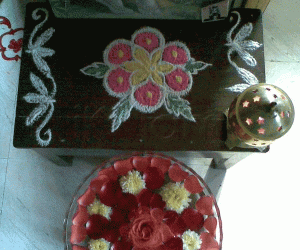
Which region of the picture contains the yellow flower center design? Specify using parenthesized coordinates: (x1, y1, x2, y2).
(118, 50, 124, 58)
(146, 38, 152, 45)
(117, 76, 123, 84)
(172, 50, 178, 58)
(123, 48, 174, 86)
(176, 76, 182, 83)
(147, 91, 153, 98)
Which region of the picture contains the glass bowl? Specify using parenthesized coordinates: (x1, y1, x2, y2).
(64, 152, 223, 250)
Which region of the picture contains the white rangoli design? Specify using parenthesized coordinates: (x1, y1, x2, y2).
(225, 11, 262, 93)
(24, 8, 56, 146)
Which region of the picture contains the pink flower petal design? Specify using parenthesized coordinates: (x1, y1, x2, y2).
(196, 196, 214, 216)
(163, 44, 188, 65)
(114, 157, 134, 176)
(151, 157, 171, 175)
(134, 81, 162, 108)
(168, 164, 189, 182)
(184, 175, 204, 194)
(107, 42, 132, 65)
(134, 31, 160, 53)
(165, 68, 190, 92)
(107, 68, 131, 94)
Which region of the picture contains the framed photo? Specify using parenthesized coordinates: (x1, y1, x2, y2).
(201, 0, 230, 22)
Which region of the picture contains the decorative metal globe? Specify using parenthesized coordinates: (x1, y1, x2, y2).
(227, 84, 295, 147)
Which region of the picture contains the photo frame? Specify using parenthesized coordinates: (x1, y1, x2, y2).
(201, 0, 230, 22)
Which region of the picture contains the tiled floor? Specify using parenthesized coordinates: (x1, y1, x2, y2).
(1, 0, 300, 249)
(218, 1, 300, 249)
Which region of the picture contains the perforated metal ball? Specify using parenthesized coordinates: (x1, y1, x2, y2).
(228, 84, 294, 147)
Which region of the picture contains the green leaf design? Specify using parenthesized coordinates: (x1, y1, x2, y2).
(109, 95, 133, 132)
(165, 95, 196, 122)
(184, 59, 212, 74)
(81, 63, 110, 79)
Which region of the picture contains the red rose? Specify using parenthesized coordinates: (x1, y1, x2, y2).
(128, 208, 170, 249)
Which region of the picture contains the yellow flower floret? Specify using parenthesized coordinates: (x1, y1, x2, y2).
(119, 170, 146, 195)
(88, 239, 110, 250)
(123, 48, 174, 86)
(160, 182, 191, 213)
(182, 230, 202, 250)
(87, 199, 112, 219)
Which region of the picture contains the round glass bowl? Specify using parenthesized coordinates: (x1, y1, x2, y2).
(64, 152, 223, 250)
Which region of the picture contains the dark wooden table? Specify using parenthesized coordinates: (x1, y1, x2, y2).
(13, 3, 267, 167)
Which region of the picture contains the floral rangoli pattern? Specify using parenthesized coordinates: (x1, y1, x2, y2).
(81, 27, 212, 132)
(0, 17, 24, 61)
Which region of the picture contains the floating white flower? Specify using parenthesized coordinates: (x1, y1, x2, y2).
(87, 199, 112, 219)
(88, 238, 110, 250)
(160, 182, 191, 213)
(182, 230, 202, 250)
(119, 170, 146, 195)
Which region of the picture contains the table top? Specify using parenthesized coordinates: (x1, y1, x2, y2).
(14, 3, 265, 152)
